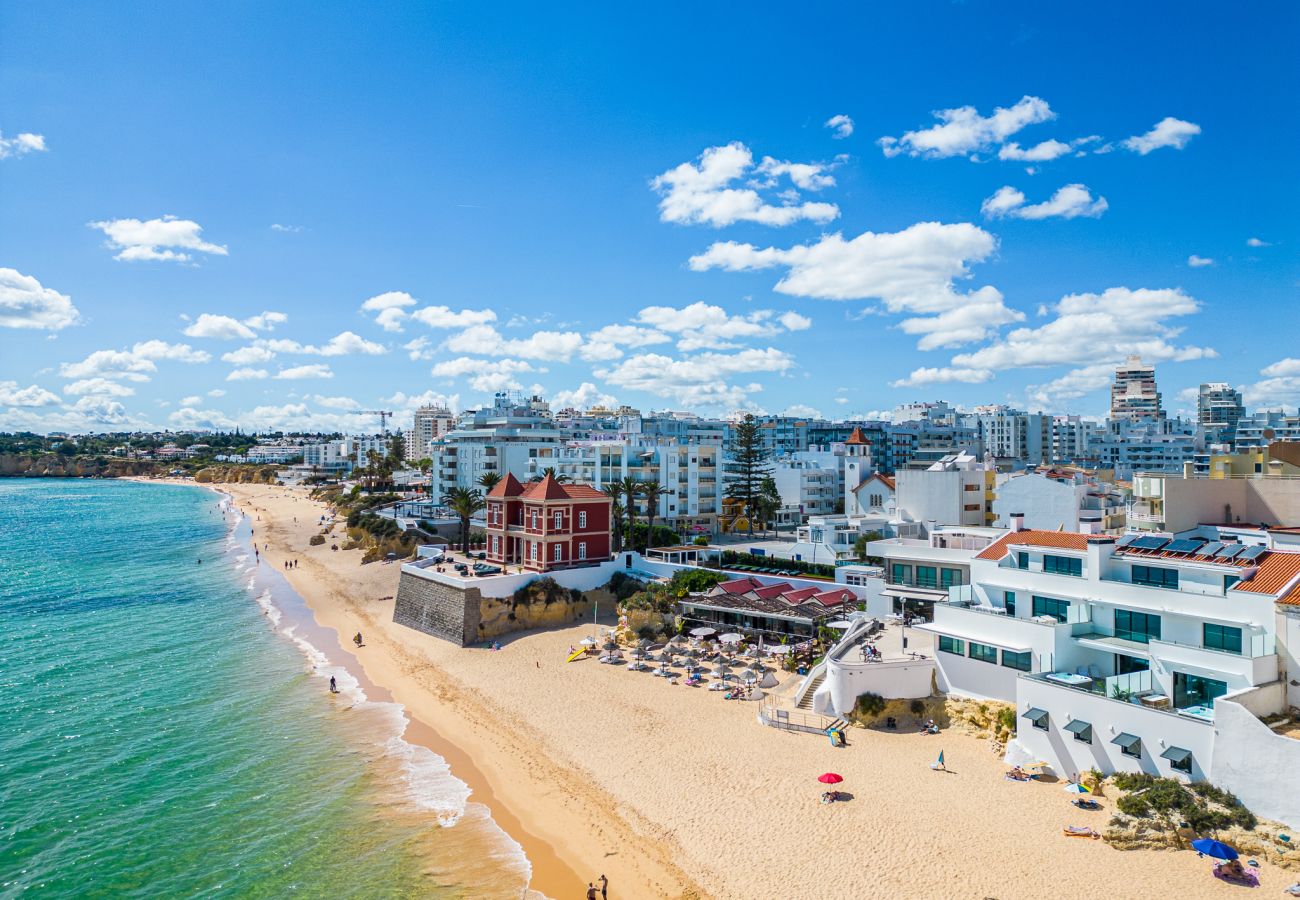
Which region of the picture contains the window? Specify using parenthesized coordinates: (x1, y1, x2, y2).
(1031, 596, 1069, 623)
(891, 563, 912, 585)
(1003, 591, 1016, 617)
(554, 511, 563, 530)
(1115, 609, 1161, 644)
(1174, 672, 1227, 709)
(916, 566, 937, 588)
(963, 503, 981, 512)
(1043, 554, 1083, 577)
(1001, 649, 1031, 671)
(941, 568, 962, 588)
(578, 542, 587, 560)
(578, 511, 587, 529)
(1017, 552, 1029, 570)
(938, 636, 965, 655)
(1203, 623, 1242, 654)
(1113, 733, 1142, 758)
(1116, 654, 1149, 674)
(968, 642, 998, 664)
(1132, 564, 1178, 590)
(1224, 574, 1241, 591)
(1064, 720, 1092, 744)
(527, 541, 535, 560)
(530, 510, 539, 529)
(491, 535, 500, 555)
(964, 483, 979, 491)
(553, 543, 563, 562)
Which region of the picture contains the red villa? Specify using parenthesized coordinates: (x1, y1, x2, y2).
(484, 473, 614, 572)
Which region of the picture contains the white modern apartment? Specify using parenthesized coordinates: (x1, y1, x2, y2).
(525, 439, 723, 534)
(916, 522, 1300, 813)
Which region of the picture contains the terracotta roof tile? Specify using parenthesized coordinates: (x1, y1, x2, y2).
(844, 427, 868, 445)
(486, 472, 524, 498)
(1280, 582, 1300, 607)
(518, 475, 610, 502)
(975, 529, 1092, 561)
(1231, 550, 1300, 596)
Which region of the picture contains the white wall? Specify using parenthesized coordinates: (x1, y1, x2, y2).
(993, 474, 1082, 532)
(821, 658, 935, 714)
(1212, 696, 1300, 829)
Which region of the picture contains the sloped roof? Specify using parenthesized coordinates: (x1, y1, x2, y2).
(715, 576, 764, 594)
(844, 426, 869, 445)
(1231, 550, 1300, 596)
(487, 472, 524, 498)
(812, 588, 855, 608)
(975, 529, 1092, 560)
(518, 475, 610, 502)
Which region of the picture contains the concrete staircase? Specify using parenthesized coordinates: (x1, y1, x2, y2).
(796, 671, 826, 710)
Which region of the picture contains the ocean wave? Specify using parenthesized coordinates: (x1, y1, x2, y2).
(251, 588, 283, 628)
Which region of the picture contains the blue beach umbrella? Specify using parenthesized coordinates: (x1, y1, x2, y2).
(1191, 838, 1238, 860)
(1063, 783, 1092, 795)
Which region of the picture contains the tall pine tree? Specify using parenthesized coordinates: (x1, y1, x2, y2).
(724, 413, 772, 534)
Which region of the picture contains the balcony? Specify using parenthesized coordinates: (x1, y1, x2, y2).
(1022, 670, 1213, 723)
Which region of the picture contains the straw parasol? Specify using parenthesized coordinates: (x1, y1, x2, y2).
(690, 626, 717, 637)
(719, 633, 743, 644)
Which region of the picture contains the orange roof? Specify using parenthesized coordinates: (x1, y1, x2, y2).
(877, 474, 895, 490)
(844, 426, 868, 445)
(975, 529, 1092, 561)
(1280, 581, 1300, 607)
(1231, 550, 1300, 596)
(487, 472, 524, 498)
(519, 475, 611, 502)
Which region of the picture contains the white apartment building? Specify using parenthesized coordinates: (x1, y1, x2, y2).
(526, 439, 722, 533)
(1087, 418, 1200, 478)
(965, 406, 1050, 465)
(894, 451, 995, 528)
(773, 448, 844, 518)
(863, 525, 1002, 620)
(1110, 355, 1164, 422)
(245, 442, 303, 463)
(913, 525, 1300, 823)
(1130, 466, 1300, 533)
(301, 440, 349, 473)
(1197, 383, 1245, 443)
(1050, 416, 1099, 464)
(992, 469, 1126, 534)
(405, 405, 457, 461)
(430, 394, 564, 496)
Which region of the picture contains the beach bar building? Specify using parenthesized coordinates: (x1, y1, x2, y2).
(677, 576, 855, 640)
(484, 473, 614, 573)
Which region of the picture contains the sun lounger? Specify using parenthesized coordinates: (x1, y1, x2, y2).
(1062, 826, 1100, 839)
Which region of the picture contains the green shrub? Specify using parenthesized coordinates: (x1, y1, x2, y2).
(667, 568, 725, 597)
(607, 570, 646, 601)
(996, 706, 1017, 735)
(719, 550, 835, 579)
(692, 535, 710, 546)
(854, 692, 886, 718)
(1114, 775, 1257, 832)
(309, 534, 326, 546)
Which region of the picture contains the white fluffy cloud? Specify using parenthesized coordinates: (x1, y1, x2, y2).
(275, 364, 333, 380)
(597, 347, 793, 409)
(634, 301, 813, 352)
(88, 215, 228, 263)
(578, 324, 672, 362)
(244, 311, 287, 331)
(981, 184, 1108, 220)
(1187, 255, 1214, 268)
(890, 287, 1216, 400)
(221, 345, 276, 365)
(227, 367, 269, 381)
(0, 268, 81, 330)
(1246, 237, 1271, 248)
(63, 378, 136, 398)
(0, 131, 47, 159)
(879, 96, 1053, 159)
(179, 395, 201, 407)
(431, 357, 536, 392)
(261, 331, 386, 357)
(0, 381, 61, 406)
(650, 142, 839, 227)
(60, 341, 209, 382)
(783, 404, 822, 417)
(1123, 117, 1201, 154)
(385, 389, 461, 414)
(183, 313, 256, 340)
(359, 290, 497, 333)
(825, 115, 854, 139)
(445, 325, 583, 362)
(689, 221, 1016, 349)
(552, 382, 618, 411)
(311, 394, 361, 409)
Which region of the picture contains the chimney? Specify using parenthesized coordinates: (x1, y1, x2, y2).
(1086, 534, 1116, 578)
(1183, 461, 1195, 479)
(1010, 513, 1025, 533)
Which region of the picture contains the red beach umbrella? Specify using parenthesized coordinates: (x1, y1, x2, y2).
(817, 773, 844, 785)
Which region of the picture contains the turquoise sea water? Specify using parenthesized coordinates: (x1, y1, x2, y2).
(0, 480, 532, 898)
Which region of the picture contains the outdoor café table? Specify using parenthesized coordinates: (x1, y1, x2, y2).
(1045, 672, 1092, 687)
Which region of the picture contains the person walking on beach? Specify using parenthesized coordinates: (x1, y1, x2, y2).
(586, 884, 597, 900)
(354, 632, 363, 647)
(599, 874, 608, 898)
(329, 676, 338, 694)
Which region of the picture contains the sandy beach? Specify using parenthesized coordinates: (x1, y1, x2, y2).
(215, 481, 1279, 899)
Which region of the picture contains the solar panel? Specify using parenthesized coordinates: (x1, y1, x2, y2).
(1116, 535, 1138, 548)
(1197, 541, 1225, 558)
(1239, 545, 1267, 562)
(1165, 539, 1203, 554)
(1131, 536, 1169, 551)
(1215, 544, 1244, 560)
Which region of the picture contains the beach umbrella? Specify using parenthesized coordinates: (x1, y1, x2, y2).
(766, 645, 793, 656)
(638, 638, 653, 650)
(719, 633, 743, 644)
(602, 639, 618, 652)
(817, 773, 844, 785)
(826, 620, 853, 629)
(1063, 783, 1092, 795)
(579, 637, 597, 646)
(690, 626, 716, 637)
(1192, 839, 1238, 860)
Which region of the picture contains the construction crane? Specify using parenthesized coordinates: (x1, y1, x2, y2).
(358, 410, 394, 434)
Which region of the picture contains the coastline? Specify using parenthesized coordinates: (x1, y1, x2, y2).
(155, 478, 1281, 899)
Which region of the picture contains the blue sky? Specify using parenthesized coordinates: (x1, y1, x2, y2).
(2, 2, 1297, 433)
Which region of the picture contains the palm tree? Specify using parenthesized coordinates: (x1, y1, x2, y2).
(601, 486, 625, 552)
(637, 480, 668, 551)
(441, 486, 485, 554)
(540, 466, 571, 483)
(477, 471, 502, 493)
(616, 476, 640, 552)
